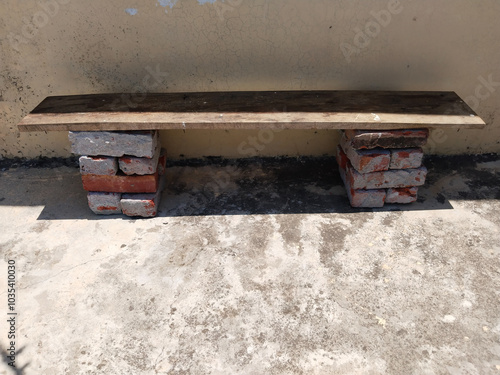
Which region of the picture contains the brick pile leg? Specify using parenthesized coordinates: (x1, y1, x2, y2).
(336, 129, 429, 208)
(69, 131, 167, 217)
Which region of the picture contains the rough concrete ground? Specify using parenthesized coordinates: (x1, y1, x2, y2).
(0, 155, 500, 375)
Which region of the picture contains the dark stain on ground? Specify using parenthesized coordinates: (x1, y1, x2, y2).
(382, 212, 400, 227)
(319, 222, 349, 268)
(162, 154, 499, 216)
(436, 193, 446, 204)
(31, 222, 50, 233)
(165, 156, 353, 216)
(277, 215, 302, 245)
(1, 153, 498, 217)
(0, 156, 79, 171)
(424, 153, 500, 200)
(369, 261, 382, 280)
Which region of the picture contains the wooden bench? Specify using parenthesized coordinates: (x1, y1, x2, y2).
(18, 91, 484, 132)
(17, 90, 486, 213)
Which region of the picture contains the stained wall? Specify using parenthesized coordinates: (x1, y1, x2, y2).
(1, 0, 499, 159)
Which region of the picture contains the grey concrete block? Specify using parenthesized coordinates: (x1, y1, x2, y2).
(79, 156, 118, 175)
(119, 143, 160, 175)
(337, 145, 427, 190)
(87, 192, 122, 215)
(69, 131, 159, 158)
(120, 192, 161, 218)
(120, 174, 166, 217)
(337, 147, 386, 208)
(349, 165, 428, 190)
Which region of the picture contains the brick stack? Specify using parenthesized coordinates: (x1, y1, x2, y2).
(68, 131, 166, 217)
(336, 129, 429, 208)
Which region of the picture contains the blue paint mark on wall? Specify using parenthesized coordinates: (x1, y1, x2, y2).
(157, 0, 179, 9)
(136, 0, 218, 15)
(125, 8, 138, 15)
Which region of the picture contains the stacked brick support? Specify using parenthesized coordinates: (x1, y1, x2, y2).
(69, 131, 167, 217)
(337, 129, 429, 208)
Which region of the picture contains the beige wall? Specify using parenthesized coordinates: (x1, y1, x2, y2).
(1, 0, 499, 159)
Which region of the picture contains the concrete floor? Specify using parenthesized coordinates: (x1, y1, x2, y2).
(1, 155, 500, 375)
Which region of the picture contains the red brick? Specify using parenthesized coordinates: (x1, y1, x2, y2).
(120, 173, 166, 217)
(344, 129, 429, 149)
(338, 146, 427, 190)
(349, 166, 427, 190)
(158, 148, 167, 175)
(386, 187, 418, 204)
(347, 187, 386, 208)
(121, 193, 160, 217)
(119, 144, 161, 175)
(82, 172, 159, 193)
(337, 146, 386, 208)
(340, 134, 390, 173)
(336, 144, 350, 171)
(390, 148, 423, 170)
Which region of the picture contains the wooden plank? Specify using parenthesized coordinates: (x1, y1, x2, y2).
(17, 91, 486, 132)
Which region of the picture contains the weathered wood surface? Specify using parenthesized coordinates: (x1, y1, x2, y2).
(18, 91, 486, 132)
